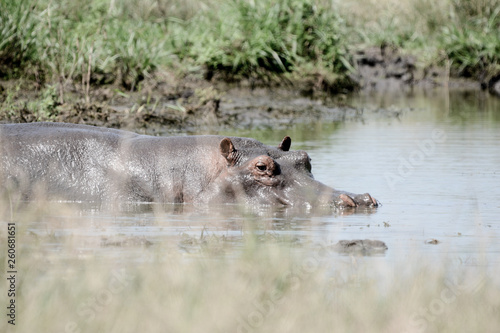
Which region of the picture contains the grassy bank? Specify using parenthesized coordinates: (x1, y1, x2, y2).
(0, 0, 353, 89)
(335, 0, 500, 80)
(1, 0, 499, 86)
(0, 0, 499, 124)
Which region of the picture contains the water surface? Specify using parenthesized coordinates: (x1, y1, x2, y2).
(26, 88, 500, 268)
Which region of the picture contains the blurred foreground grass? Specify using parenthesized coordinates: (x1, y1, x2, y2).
(1, 201, 499, 333)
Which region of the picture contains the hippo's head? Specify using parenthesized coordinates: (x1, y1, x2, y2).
(210, 136, 378, 209)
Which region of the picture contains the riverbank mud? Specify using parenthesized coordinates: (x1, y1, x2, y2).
(0, 47, 492, 131)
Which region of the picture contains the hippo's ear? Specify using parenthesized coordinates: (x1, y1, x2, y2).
(220, 138, 237, 165)
(278, 136, 291, 151)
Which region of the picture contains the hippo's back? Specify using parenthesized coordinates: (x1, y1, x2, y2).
(0, 122, 138, 142)
(0, 122, 141, 201)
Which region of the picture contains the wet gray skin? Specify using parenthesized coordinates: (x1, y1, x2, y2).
(0, 122, 378, 209)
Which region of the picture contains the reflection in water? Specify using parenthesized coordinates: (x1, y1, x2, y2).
(24, 201, 379, 260)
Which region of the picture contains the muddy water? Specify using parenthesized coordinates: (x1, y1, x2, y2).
(26, 88, 500, 267)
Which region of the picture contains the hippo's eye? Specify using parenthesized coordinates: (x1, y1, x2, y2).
(256, 162, 267, 171)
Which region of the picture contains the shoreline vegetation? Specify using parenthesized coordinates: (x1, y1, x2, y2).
(0, 0, 499, 128)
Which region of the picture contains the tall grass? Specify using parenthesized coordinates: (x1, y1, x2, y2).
(180, 0, 351, 80)
(442, 0, 500, 79)
(0, 0, 174, 91)
(0, 0, 39, 78)
(0, 0, 352, 90)
(0, 0, 499, 91)
(335, 0, 500, 80)
(36, 0, 174, 90)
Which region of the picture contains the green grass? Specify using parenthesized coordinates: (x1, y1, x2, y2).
(180, 0, 351, 79)
(0, 0, 499, 93)
(336, 0, 500, 79)
(0, 0, 39, 78)
(441, 0, 500, 79)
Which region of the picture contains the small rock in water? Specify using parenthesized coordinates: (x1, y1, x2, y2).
(334, 239, 388, 255)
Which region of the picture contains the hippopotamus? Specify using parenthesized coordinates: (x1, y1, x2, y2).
(0, 122, 378, 208)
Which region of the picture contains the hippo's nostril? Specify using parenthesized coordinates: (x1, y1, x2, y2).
(336, 194, 357, 208)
